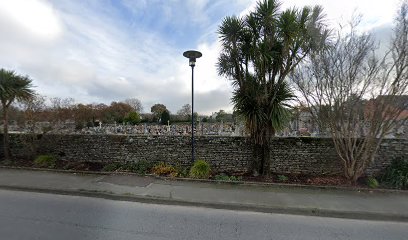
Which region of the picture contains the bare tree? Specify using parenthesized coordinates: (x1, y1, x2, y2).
(177, 104, 191, 121)
(19, 95, 47, 159)
(124, 98, 143, 113)
(21, 95, 47, 133)
(49, 97, 75, 110)
(292, 3, 408, 183)
(49, 97, 75, 124)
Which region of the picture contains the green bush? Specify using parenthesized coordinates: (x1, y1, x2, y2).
(174, 166, 190, 178)
(381, 158, 408, 190)
(214, 174, 230, 181)
(277, 175, 288, 182)
(124, 112, 141, 125)
(124, 160, 153, 174)
(102, 161, 153, 174)
(229, 176, 242, 181)
(366, 177, 379, 189)
(102, 163, 121, 172)
(34, 155, 56, 168)
(189, 160, 211, 179)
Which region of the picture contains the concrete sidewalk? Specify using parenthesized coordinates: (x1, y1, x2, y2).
(0, 168, 407, 222)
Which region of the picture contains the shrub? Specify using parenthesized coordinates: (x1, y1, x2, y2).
(34, 155, 56, 168)
(229, 176, 242, 181)
(124, 160, 153, 175)
(214, 174, 230, 181)
(102, 163, 121, 172)
(381, 158, 408, 190)
(101, 161, 154, 174)
(124, 112, 141, 125)
(277, 175, 288, 182)
(189, 160, 211, 179)
(151, 162, 178, 177)
(366, 177, 379, 189)
(174, 166, 190, 178)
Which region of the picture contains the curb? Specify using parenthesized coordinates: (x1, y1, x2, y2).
(1, 165, 406, 194)
(162, 176, 408, 194)
(0, 184, 407, 223)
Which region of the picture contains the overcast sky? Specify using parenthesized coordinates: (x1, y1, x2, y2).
(0, 0, 401, 114)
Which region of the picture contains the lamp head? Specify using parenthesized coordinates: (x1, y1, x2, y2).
(183, 50, 202, 67)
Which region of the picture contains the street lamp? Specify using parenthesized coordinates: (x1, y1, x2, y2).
(183, 50, 202, 164)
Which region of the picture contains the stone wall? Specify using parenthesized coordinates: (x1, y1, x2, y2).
(2, 134, 407, 176)
(5, 134, 253, 173)
(269, 138, 342, 175)
(366, 138, 407, 175)
(268, 138, 407, 176)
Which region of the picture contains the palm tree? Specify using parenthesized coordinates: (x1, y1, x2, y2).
(217, 0, 329, 175)
(0, 69, 35, 161)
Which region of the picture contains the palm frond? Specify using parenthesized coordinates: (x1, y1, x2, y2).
(0, 68, 35, 106)
(218, 16, 245, 46)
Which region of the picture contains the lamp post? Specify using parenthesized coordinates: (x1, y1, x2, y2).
(183, 50, 202, 164)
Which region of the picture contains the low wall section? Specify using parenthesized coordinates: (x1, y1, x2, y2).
(2, 134, 407, 176)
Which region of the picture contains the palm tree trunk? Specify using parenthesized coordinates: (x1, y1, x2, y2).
(261, 127, 274, 176)
(3, 105, 11, 161)
(262, 144, 271, 176)
(251, 143, 263, 176)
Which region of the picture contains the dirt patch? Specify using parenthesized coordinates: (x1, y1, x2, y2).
(0, 159, 104, 172)
(241, 174, 354, 187)
(60, 161, 104, 171)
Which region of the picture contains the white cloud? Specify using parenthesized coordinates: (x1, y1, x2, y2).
(240, 0, 400, 30)
(0, 0, 62, 40)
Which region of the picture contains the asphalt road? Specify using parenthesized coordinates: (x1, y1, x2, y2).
(0, 189, 406, 240)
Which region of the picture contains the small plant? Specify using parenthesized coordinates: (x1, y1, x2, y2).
(189, 160, 211, 179)
(214, 174, 230, 181)
(277, 175, 288, 182)
(124, 160, 154, 174)
(34, 155, 56, 168)
(366, 177, 379, 189)
(229, 176, 243, 181)
(151, 162, 178, 177)
(102, 163, 121, 172)
(174, 166, 190, 178)
(381, 158, 408, 190)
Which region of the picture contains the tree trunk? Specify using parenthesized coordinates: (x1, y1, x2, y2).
(261, 127, 274, 176)
(344, 164, 361, 185)
(261, 144, 271, 176)
(343, 151, 377, 185)
(251, 143, 263, 176)
(3, 106, 11, 161)
(351, 173, 360, 185)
